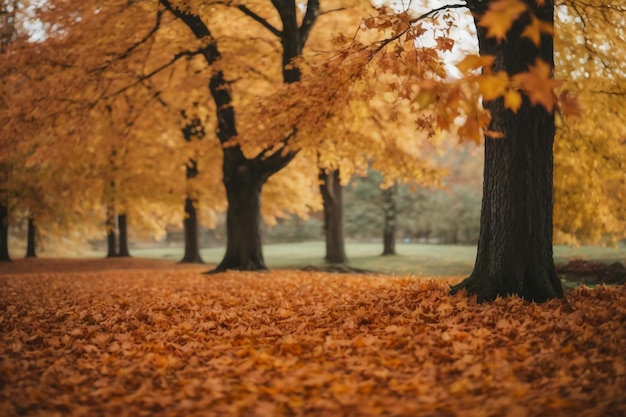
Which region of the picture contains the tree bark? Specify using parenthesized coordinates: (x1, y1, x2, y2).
(213, 156, 268, 272)
(451, 0, 563, 302)
(0, 204, 10, 262)
(181, 196, 205, 264)
(382, 184, 397, 256)
(105, 205, 117, 258)
(319, 169, 347, 264)
(117, 213, 131, 257)
(25, 217, 37, 258)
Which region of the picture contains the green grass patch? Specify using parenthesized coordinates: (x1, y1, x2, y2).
(121, 241, 626, 277)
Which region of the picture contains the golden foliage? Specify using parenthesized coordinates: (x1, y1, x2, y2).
(553, 0, 626, 244)
(0, 260, 625, 416)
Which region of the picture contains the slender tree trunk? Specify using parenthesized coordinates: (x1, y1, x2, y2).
(117, 213, 131, 257)
(181, 196, 205, 264)
(319, 169, 346, 263)
(213, 157, 267, 272)
(0, 204, 10, 262)
(451, 0, 562, 302)
(382, 184, 397, 256)
(25, 217, 37, 258)
(106, 205, 117, 258)
(180, 117, 205, 264)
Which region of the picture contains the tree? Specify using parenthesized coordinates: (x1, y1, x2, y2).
(158, 0, 352, 272)
(180, 114, 205, 264)
(451, 0, 563, 301)
(381, 183, 397, 255)
(0, 203, 9, 262)
(105, 204, 118, 258)
(25, 217, 36, 258)
(319, 168, 347, 263)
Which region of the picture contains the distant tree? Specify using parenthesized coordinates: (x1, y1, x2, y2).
(0, 203, 10, 262)
(319, 168, 347, 263)
(117, 214, 131, 257)
(25, 217, 37, 258)
(180, 114, 205, 264)
(381, 184, 397, 255)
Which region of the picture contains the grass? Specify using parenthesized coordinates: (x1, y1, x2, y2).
(102, 241, 626, 277)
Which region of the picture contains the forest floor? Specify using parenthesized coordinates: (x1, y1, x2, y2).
(0, 259, 625, 416)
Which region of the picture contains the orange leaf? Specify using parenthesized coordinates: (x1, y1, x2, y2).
(513, 59, 562, 112)
(478, 0, 528, 40)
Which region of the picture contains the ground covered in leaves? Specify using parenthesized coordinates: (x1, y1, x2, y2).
(1, 259, 625, 416)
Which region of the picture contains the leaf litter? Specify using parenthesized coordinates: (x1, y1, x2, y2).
(0, 261, 624, 416)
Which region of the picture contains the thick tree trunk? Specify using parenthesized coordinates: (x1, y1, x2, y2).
(319, 169, 347, 263)
(26, 217, 37, 258)
(382, 184, 397, 256)
(117, 214, 131, 257)
(180, 197, 204, 264)
(451, 0, 563, 302)
(0, 204, 10, 262)
(212, 157, 267, 272)
(105, 205, 117, 258)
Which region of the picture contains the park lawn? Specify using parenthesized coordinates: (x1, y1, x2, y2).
(0, 261, 624, 416)
(115, 241, 626, 277)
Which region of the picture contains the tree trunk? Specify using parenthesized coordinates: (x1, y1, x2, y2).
(382, 184, 397, 256)
(0, 204, 10, 262)
(180, 116, 205, 264)
(117, 213, 131, 257)
(212, 157, 267, 272)
(106, 205, 117, 258)
(451, 0, 563, 302)
(180, 197, 204, 264)
(319, 169, 347, 263)
(26, 217, 37, 258)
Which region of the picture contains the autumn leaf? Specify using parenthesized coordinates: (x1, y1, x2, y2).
(504, 89, 523, 112)
(0, 260, 624, 416)
(455, 55, 495, 75)
(478, 71, 510, 102)
(513, 59, 562, 112)
(478, 0, 528, 40)
(435, 37, 455, 52)
(558, 89, 582, 118)
(521, 14, 554, 46)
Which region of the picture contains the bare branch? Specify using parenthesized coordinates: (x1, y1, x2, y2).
(237, 5, 282, 37)
(104, 49, 204, 99)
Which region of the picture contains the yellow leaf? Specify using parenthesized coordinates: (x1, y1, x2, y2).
(504, 90, 523, 112)
(455, 55, 495, 74)
(478, 0, 528, 40)
(478, 71, 509, 101)
(521, 15, 553, 46)
(513, 59, 562, 112)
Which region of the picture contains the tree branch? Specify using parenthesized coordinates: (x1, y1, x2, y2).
(257, 129, 299, 176)
(88, 9, 163, 74)
(299, 0, 320, 45)
(104, 49, 204, 99)
(237, 5, 282, 37)
(373, 3, 468, 54)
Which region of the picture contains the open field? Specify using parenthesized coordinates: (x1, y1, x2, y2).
(85, 241, 626, 277)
